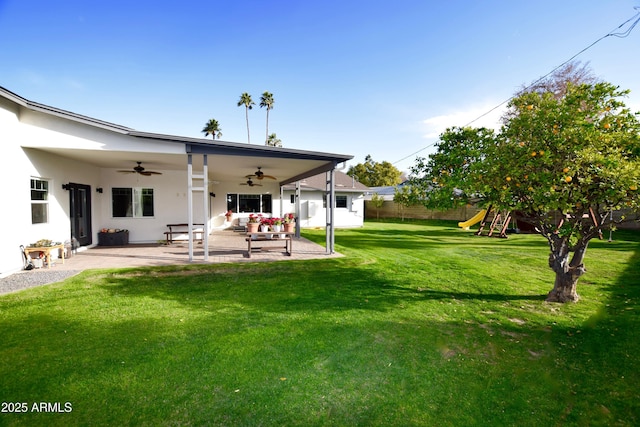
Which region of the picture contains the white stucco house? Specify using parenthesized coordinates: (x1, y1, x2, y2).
(281, 171, 368, 228)
(0, 86, 353, 277)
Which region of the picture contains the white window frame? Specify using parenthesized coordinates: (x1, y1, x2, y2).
(112, 187, 155, 218)
(30, 177, 49, 224)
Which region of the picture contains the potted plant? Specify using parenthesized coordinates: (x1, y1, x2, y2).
(260, 217, 273, 239)
(283, 213, 295, 233)
(224, 209, 233, 222)
(247, 214, 262, 234)
(272, 217, 284, 238)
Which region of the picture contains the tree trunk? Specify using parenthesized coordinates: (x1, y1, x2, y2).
(245, 109, 251, 144)
(545, 240, 589, 303)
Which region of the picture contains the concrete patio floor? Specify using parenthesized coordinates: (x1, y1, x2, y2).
(48, 230, 342, 271)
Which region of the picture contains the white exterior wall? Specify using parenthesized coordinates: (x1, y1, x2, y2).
(281, 190, 364, 228)
(1, 100, 108, 276)
(0, 99, 207, 276)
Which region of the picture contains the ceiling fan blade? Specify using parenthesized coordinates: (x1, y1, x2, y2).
(253, 167, 276, 180)
(144, 171, 162, 175)
(117, 170, 137, 173)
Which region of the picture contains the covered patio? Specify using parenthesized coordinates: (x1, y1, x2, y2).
(1, 230, 343, 294)
(1, 85, 355, 277)
(32, 230, 342, 271)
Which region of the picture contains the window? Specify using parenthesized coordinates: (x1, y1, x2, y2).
(227, 193, 272, 213)
(323, 194, 348, 209)
(112, 187, 154, 217)
(30, 178, 49, 224)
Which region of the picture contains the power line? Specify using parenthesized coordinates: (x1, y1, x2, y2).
(393, 7, 640, 167)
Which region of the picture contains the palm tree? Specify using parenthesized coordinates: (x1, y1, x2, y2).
(259, 91, 274, 144)
(237, 92, 254, 144)
(266, 133, 282, 147)
(201, 118, 222, 139)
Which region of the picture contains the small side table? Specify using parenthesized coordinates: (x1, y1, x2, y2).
(24, 244, 65, 269)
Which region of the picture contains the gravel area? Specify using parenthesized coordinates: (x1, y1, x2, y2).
(0, 269, 82, 295)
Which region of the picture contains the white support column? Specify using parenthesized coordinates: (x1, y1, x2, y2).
(295, 181, 301, 238)
(187, 153, 208, 262)
(187, 154, 194, 262)
(202, 154, 209, 261)
(326, 169, 335, 254)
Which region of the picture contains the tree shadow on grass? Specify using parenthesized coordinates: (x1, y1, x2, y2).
(94, 257, 547, 317)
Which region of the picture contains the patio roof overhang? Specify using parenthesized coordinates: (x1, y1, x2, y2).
(28, 132, 353, 187)
(5, 85, 353, 185)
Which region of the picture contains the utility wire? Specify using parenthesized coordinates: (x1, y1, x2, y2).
(393, 7, 640, 166)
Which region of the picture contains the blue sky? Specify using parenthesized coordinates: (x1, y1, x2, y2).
(1, 0, 639, 173)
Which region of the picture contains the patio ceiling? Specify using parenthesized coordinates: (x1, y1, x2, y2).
(32, 133, 353, 186)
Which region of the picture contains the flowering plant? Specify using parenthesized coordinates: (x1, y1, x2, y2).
(283, 213, 295, 223)
(225, 210, 233, 220)
(260, 217, 274, 227)
(272, 217, 283, 226)
(248, 213, 262, 223)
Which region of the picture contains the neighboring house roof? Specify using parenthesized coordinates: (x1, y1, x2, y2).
(367, 181, 412, 200)
(283, 171, 369, 193)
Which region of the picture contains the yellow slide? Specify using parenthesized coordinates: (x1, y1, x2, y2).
(458, 210, 487, 230)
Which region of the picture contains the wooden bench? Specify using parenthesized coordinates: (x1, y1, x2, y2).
(245, 231, 294, 258)
(165, 223, 204, 244)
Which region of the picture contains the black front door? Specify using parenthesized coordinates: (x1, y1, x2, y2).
(69, 183, 92, 247)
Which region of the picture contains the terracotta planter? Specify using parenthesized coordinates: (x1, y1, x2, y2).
(284, 223, 295, 233)
(247, 222, 259, 233)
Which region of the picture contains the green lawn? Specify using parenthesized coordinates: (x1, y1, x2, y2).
(1, 220, 639, 426)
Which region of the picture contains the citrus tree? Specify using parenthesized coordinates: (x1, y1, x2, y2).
(410, 82, 640, 302)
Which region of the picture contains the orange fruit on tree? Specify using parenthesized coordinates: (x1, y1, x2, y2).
(563, 167, 569, 173)
(604, 123, 611, 129)
(565, 176, 572, 183)
(506, 176, 512, 182)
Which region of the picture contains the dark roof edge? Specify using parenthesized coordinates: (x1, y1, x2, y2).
(183, 139, 352, 164)
(0, 85, 355, 165)
(280, 162, 341, 186)
(0, 86, 133, 133)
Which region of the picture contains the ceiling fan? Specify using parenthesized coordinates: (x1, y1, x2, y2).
(240, 178, 262, 187)
(117, 162, 162, 176)
(249, 167, 276, 180)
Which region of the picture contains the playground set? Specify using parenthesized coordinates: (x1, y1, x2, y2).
(458, 207, 515, 238)
(458, 206, 611, 240)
